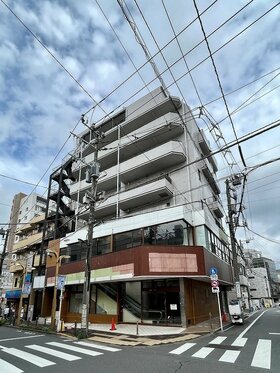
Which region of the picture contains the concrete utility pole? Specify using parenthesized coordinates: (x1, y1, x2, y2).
(81, 117, 104, 335)
(0, 229, 9, 275)
(226, 177, 241, 298)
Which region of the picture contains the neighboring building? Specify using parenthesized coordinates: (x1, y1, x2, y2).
(41, 87, 233, 327)
(0, 193, 49, 313)
(244, 249, 278, 307)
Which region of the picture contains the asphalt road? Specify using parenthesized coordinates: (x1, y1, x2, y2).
(0, 308, 279, 372)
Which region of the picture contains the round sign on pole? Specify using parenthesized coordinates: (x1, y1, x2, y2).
(211, 280, 219, 287)
(209, 267, 218, 276)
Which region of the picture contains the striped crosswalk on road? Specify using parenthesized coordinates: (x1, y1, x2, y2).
(169, 336, 273, 369)
(0, 340, 122, 372)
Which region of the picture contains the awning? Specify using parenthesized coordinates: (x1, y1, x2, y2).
(5, 290, 21, 299)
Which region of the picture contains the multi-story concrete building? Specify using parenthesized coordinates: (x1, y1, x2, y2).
(1, 193, 48, 312)
(42, 88, 233, 326)
(245, 249, 278, 308)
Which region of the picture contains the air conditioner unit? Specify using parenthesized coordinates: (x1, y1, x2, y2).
(12, 253, 17, 261)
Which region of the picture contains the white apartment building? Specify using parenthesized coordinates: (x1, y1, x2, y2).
(43, 87, 233, 327)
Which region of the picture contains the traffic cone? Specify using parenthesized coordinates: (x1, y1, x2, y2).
(110, 318, 117, 331)
(222, 312, 228, 322)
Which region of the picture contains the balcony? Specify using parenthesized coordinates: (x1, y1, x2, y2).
(12, 232, 43, 252)
(198, 130, 218, 173)
(208, 200, 224, 218)
(201, 159, 220, 195)
(70, 141, 184, 203)
(79, 177, 174, 219)
(72, 113, 184, 177)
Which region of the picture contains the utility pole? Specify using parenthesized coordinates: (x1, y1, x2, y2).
(0, 229, 9, 275)
(226, 177, 241, 298)
(80, 117, 104, 335)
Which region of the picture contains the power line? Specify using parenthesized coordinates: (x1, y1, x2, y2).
(0, 173, 48, 188)
(247, 227, 280, 245)
(0, 0, 108, 117)
(193, 0, 248, 168)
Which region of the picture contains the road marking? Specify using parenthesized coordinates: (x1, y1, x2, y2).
(169, 342, 196, 355)
(0, 359, 23, 373)
(27, 344, 81, 361)
(46, 342, 103, 356)
(209, 336, 227, 345)
(236, 311, 266, 340)
(269, 332, 280, 335)
(219, 350, 240, 363)
(0, 335, 44, 342)
(2, 347, 55, 367)
(75, 341, 121, 352)
(251, 339, 271, 370)
(192, 347, 214, 359)
(231, 337, 247, 347)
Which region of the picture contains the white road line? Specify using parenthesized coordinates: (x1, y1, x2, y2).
(251, 339, 271, 370)
(26, 344, 81, 361)
(230, 310, 266, 348)
(209, 336, 227, 345)
(219, 350, 240, 363)
(75, 341, 121, 352)
(2, 347, 55, 367)
(0, 359, 23, 373)
(0, 335, 44, 342)
(269, 332, 280, 335)
(169, 342, 196, 355)
(231, 337, 247, 347)
(46, 342, 103, 356)
(192, 347, 214, 359)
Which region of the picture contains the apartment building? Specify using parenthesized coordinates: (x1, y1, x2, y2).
(43, 87, 233, 326)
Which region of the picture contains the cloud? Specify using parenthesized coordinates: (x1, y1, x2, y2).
(0, 0, 279, 266)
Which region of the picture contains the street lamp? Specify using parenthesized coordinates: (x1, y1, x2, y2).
(46, 249, 70, 330)
(15, 261, 35, 326)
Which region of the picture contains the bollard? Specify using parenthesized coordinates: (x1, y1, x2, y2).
(36, 317, 38, 327)
(74, 320, 77, 336)
(44, 318, 47, 326)
(136, 321, 139, 335)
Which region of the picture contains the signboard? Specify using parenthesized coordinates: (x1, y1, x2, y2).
(235, 281, 241, 298)
(22, 273, 32, 295)
(212, 287, 220, 293)
(57, 275, 66, 290)
(211, 280, 219, 287)
(170, 304, 178, 310)
(209, 267, 218, 276)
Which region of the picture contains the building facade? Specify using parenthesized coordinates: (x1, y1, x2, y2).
(40, 88, 233, 326)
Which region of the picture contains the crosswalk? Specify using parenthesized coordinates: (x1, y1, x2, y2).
(169, 336, 272, 370)
(0, 340, 121, 372)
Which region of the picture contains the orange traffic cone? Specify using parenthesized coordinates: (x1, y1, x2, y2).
(222, 312, 228, 322)
(110, 318, 117, 331)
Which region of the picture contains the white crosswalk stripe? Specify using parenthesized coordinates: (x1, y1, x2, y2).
(192, 347, 214, 359)
(46, 341, 104, 356)
(209, 336, 227, 345)
(251, 339, 271, 370)
(219, 350, 240, 363)
(0, 358, 23, 373)
(26, 344, 81, 361)
(2, 347, 55, 367)
(169, 342, 196, 355)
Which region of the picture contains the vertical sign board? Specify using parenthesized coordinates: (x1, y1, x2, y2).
(235, 281, 241, 298)
(209, 267, 223, 332)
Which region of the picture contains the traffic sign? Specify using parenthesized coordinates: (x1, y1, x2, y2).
(211, 280, 219, 287)
(210, 274, 218, 281)
(209, 267, 218, 276)
(57, 275, 66, 290)
(212, 287, 220, 293)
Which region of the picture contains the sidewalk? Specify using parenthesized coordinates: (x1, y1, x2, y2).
(63, 317, 227, 346)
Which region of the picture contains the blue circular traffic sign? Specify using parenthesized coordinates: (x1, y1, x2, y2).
(209, 267, 218, 275)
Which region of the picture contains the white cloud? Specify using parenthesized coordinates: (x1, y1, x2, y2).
(0, 0, 279, 266)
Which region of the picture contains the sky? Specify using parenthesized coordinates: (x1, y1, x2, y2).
(0, 0, 279, 265)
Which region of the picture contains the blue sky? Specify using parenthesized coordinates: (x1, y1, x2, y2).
(0, 0, 279, 263)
